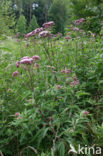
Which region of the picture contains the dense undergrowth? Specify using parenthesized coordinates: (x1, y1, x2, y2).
(0, 25, 103, 156)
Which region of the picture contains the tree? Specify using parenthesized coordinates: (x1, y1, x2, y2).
(16, 15, 27, 34)
(49, 0, 68, 34)
(0, 0, 15, 35)
(27, 15, 38, 32)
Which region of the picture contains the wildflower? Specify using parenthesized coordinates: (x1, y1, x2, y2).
(67, 32, 71, 35)
(24, 38, 27, 41)
(65, 35, 71, 41)
(38, 30, 50, 38)
(42, 21, 55, 29)
(20, 58, 33, 64)
(16, 61, 20, 68)
(83, 111, 89, 115)
(8, 88, 11, 92)
(56, 85, 61, 89)
(32, 55, 40, 60)
(25, 27, 43, 38)
(57, 32, 62, 37)
(74, 18, 85, 25)
(61, 69, 70, 74)
(65, 69, 70, 74)
(12, 71, 18, 77)
(70, 82, 74, 87)
(35, 27, 43, 34)
(70, 78, 79, 87)
(61, 70, 66, 73)
(16, 32, 21, 38)
(25, 32, 33, 38)
(73, 80, 79, 85)
(14, 112, 20, 117)
(72, 27, 79, 31)
(34, 63, 40, 68)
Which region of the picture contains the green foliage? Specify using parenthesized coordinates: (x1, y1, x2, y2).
(0, 0, 15, 35)
(71, 0, 103, 34)
(49, 0, 68, 33)
(1, 8, 103, 156)
(83, 17, 102, 34)
(27, 15, 38, 32)
(16, 15, 27, 34)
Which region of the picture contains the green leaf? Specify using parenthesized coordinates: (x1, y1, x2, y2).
(58, 141, 65, 156)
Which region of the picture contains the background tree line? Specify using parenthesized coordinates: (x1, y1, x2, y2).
(0, 0, 103, 35)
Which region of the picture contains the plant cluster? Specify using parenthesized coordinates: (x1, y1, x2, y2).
(0, 20, 103, 156)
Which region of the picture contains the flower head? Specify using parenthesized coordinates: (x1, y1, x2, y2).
(83, 111, 89, 115)
(25, 32, 33, 38)
(32, 55, 40, 60)
(61, 69, 70, 74)
(58, 32, 62, 37)
(14, 112, 20, 117)
(72, 27, 79, 31)
(20, 58, 33, 64)
(73, 80, 79, 85)
(12, 71, 18, 77)
(16, 61, 20, 68)
(65, 35, 71, 41)
(25, 27, 43, 38)
(42, 21, 55, 29)
(8, 88, 11, 92)
(38, 30, 50, 38)
(56, 85, 61, 89)
(65, 69, 70, 74)
(70, 78, 79, 87)
(74, 18, 85, 25)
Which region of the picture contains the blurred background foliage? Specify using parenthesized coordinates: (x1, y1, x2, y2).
(0, 0, 103, 34)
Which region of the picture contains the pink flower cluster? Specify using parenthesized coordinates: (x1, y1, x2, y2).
(14, 112, 20, 117)
(72, 27, 79, 31)
(57, 32, 62, 37)
(83, 111, 89, 115)
(70, 77, 79, 87)
(65, 35, 71, 41)
(8, 88, 11, 92)
(38, 30, 50, 38)
(16, 32, 21, 38)
(25, 27, 43, 38)
(56, 85, 61, 89)
(12, 55, 40, 77)
(12, 71, 19, 77)
(32, 55, 40, 60)
(74, 18, 85, 25)
(16, 55, 40, 67)
(61, 69, 70, 74)
(20, 58, 33, 64)
(42, 21, 55, 29)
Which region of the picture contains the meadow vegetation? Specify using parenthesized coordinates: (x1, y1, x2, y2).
(0, 20, 103, 155)
(1, 0, 103, 155)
